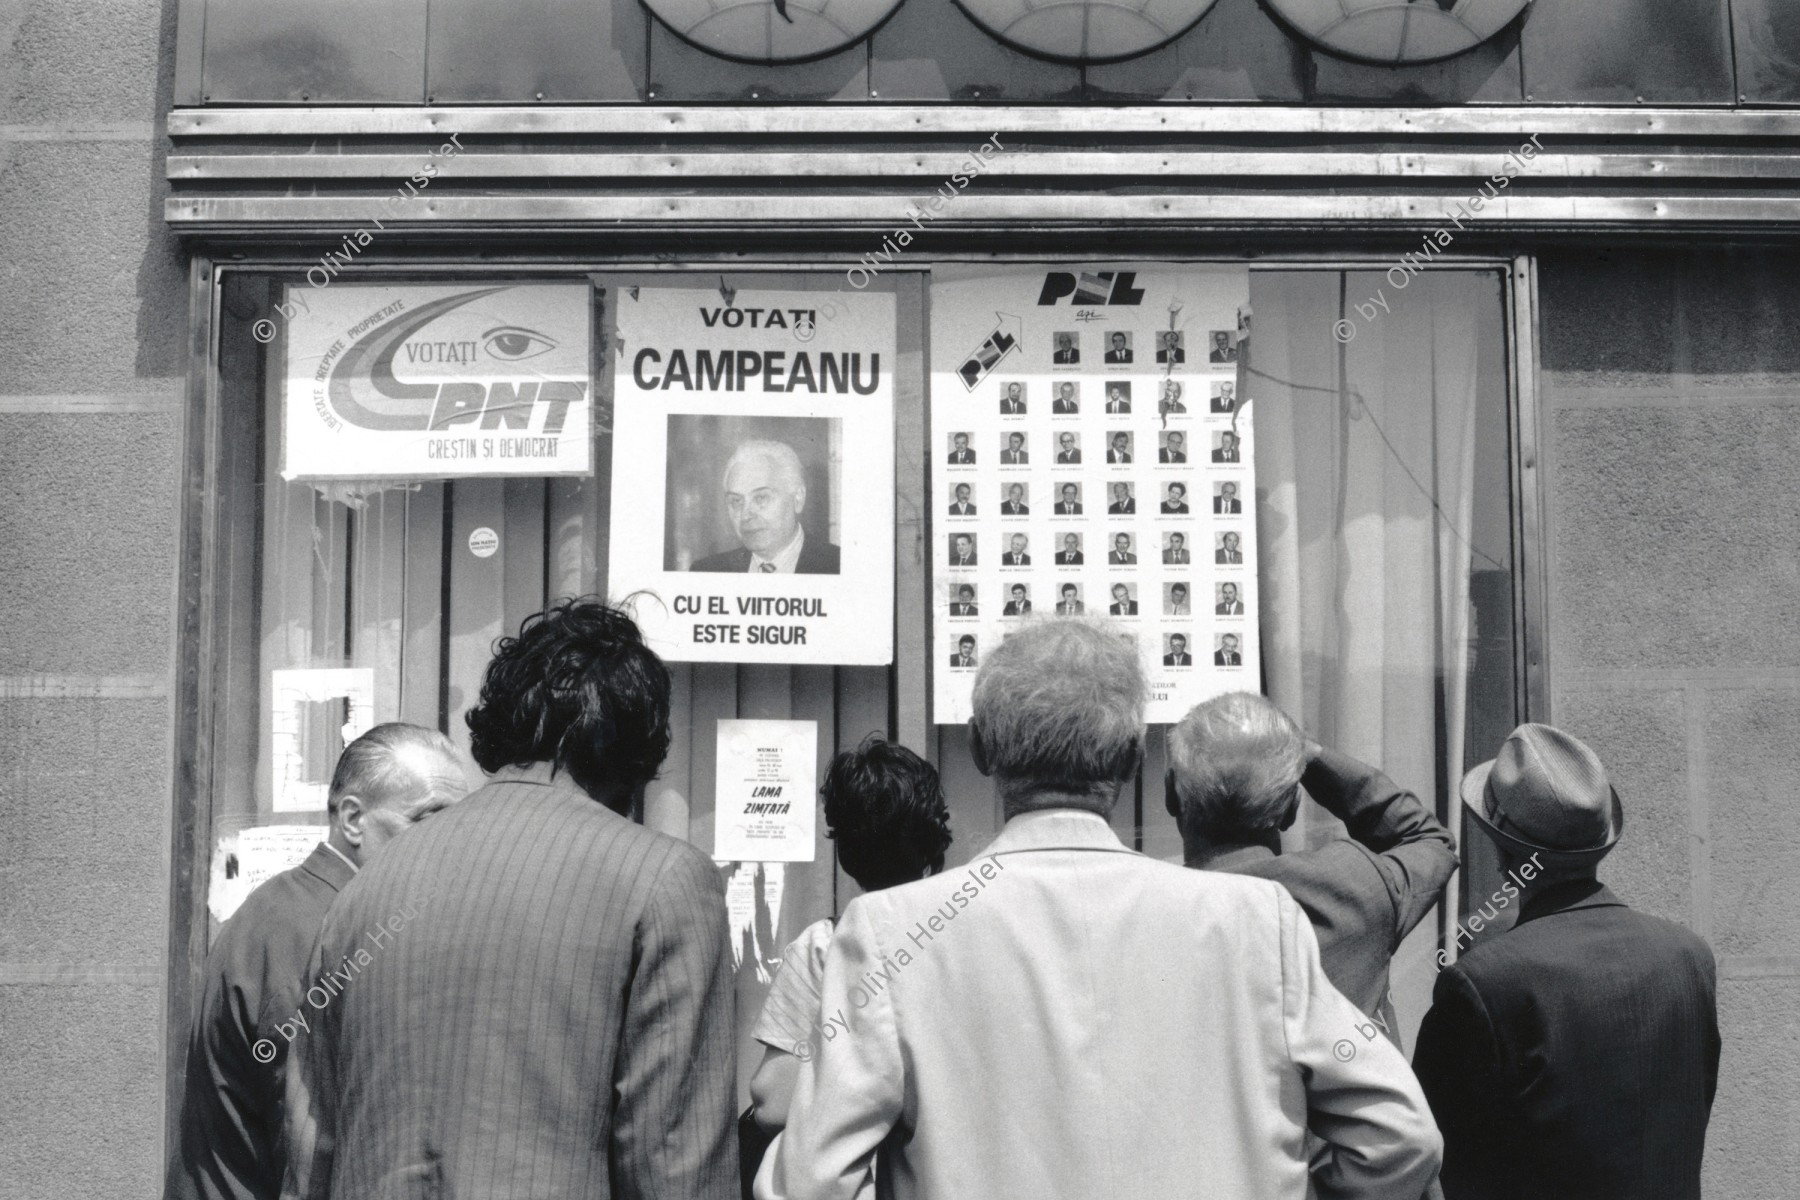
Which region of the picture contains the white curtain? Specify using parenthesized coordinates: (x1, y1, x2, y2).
(1251, 270, 1486, 1049)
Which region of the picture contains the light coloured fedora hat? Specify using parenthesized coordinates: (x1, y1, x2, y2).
(1462, 723, 1623, 866)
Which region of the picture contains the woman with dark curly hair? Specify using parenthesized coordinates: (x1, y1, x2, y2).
(742, 735, 952, 1181)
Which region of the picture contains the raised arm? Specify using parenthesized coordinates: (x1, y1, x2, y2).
(1301, 745, 1457, 943)
(1279, 887, 1443, 1200)
(611, 846, 739, 1200)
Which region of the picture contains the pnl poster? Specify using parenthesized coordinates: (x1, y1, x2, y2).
(930, 265, 1259, 724)
(609, 286, 895, 665)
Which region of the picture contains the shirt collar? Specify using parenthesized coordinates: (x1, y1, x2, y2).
(1516, 877, 1625, 926)
(983, 807, 1130, 857)
(749, 526, 805, 574)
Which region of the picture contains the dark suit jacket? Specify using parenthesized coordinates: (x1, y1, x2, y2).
(1109, 601, 1138, 615)
(1163, 550, 1190, 563)
(999, 398, 1026, 414)
(1002, 552, 1030, 565)
(1210, 348, 1236, 363)
(949, 550, 976, 567)
(1214, 650, 1240, 665)
(1216, 550, 1242, 563)
(1053, 349, 1078, 364)
(947, 449, 974, 463)
(1414, 880, 1720, 1200)
(1156, 348, 1184, 363)
(1194, 749, 1456, 1032)
(1054, 502, 1083, 515)
(1162, 653, 1191, 665)
(949, 602, 977, 616)
(1105, 401, 1131, 413)
(949, 653, 975, 667)
(1214, 498, 1241, 513)
(1159, 450, 1187, 464)
(1104, 349, 1132, 363)
(1056, 451, 1080, 464)
(286, 767, 737, 1200)
(1003, 601, 1030, 615)
(691, 538, 840, 575)
(1161, 502, 1189, 514)
(1053, 400, 1079, 414)
(1216, 601, 1244, 615)
(947, 502, 975, 516)
(1001, 451, 1028, 464)
(1055, 551, 1084, 565)
(1211, 399, 1235, 413)
(1108, 501, 1136, 515)
(1108, 551, 1137, 565)
(1001, 502, 1029, 515)
(168, 842, 353, 1200)
(1212, 449, 1240, 463)
(1107, 450, 1132, 464)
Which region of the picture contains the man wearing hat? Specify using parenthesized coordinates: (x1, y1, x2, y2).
(1413, 723, 1720, 1200)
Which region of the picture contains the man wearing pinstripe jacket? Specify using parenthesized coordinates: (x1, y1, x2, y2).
(285, 599, 738, 1200)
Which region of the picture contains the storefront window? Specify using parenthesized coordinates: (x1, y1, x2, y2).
(192, 261, 1519, 1089)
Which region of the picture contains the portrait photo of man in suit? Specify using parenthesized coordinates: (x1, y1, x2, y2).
(1107, 432, 1133, 464)
(1160, 380, 1186, 414)
(1001, 431, 1029, 465)
(1214, 482, 1242, 514)
(1108, 583, 1138, 616)
(1216, 530, 1244, 563)
(1001, 483, 1029, 516)
(1104, 331, 1132, 364)
(949, 634, 977, 668)
(171, 724, 470, 1200)
(1052, 332, 1079, 365)
(1105, 383, 1132, 414)
(1216, 581, 1245, 615)
(949, 584, 978, 616)
(1160, 432, 1187, 464)
(1211, 381, 1236, 413)
(999, 380, 1026, 415)
(687, 439, 842, 575)
(1156, 330, 1185, 364)
(1053, 381, 1080, 414)
(947, 482, 976, 517)
(1164, 633, 1192, 666)
(1161, 483, 1189, 514)
(1108, 482, 1136, 515)
(1055, 483, 1083, 515)
(1167, 582, 1191, 616)
(1212, 430, 1241, 463)
(1209, 330, 1237, 363)
(1055, 533, 1084, 565)
(1164, 532, 1190, 564)
(1003, 583, 1031, 616)
(1215, 632, 1242, 665)
(1055, 583, 1083, 615)
(1108, 533, 1137, 565)
(1002, 533, 1031, 566)
(1056, 432, 1081, 464)
(948, 532, 977, 567)
(947, 432, 975, 464)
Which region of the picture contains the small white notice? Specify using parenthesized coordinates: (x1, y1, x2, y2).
(713, 719, 818, 863)
(270, 667, 377, 812)
(208, 825, 326, 924)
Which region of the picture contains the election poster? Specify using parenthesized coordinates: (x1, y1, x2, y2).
(930, 265, 1259, 724)
(282, 282, 593, 480)
(713, 719, 819, 863)
(609, 286, 896, 665)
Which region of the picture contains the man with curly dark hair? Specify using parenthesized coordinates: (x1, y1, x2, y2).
(744, 735, 951, 1166)
(285, 597, 737, 1200)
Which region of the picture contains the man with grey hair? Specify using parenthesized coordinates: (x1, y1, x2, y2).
(692, 439, 840, 574)
(761, 623, 1441, 1200)
(167, 724, 467, 1200)
(1166, 691, 1456, 1035)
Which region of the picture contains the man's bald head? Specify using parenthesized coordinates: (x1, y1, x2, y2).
(329, 723, 469, 862)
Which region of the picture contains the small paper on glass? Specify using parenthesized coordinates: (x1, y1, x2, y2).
(713, 718, 818, 863)
(270, 668, 377, 812)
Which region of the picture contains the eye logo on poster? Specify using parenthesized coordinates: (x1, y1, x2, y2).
(282, 282, 593, 481)
(644, 0, 905, 64)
